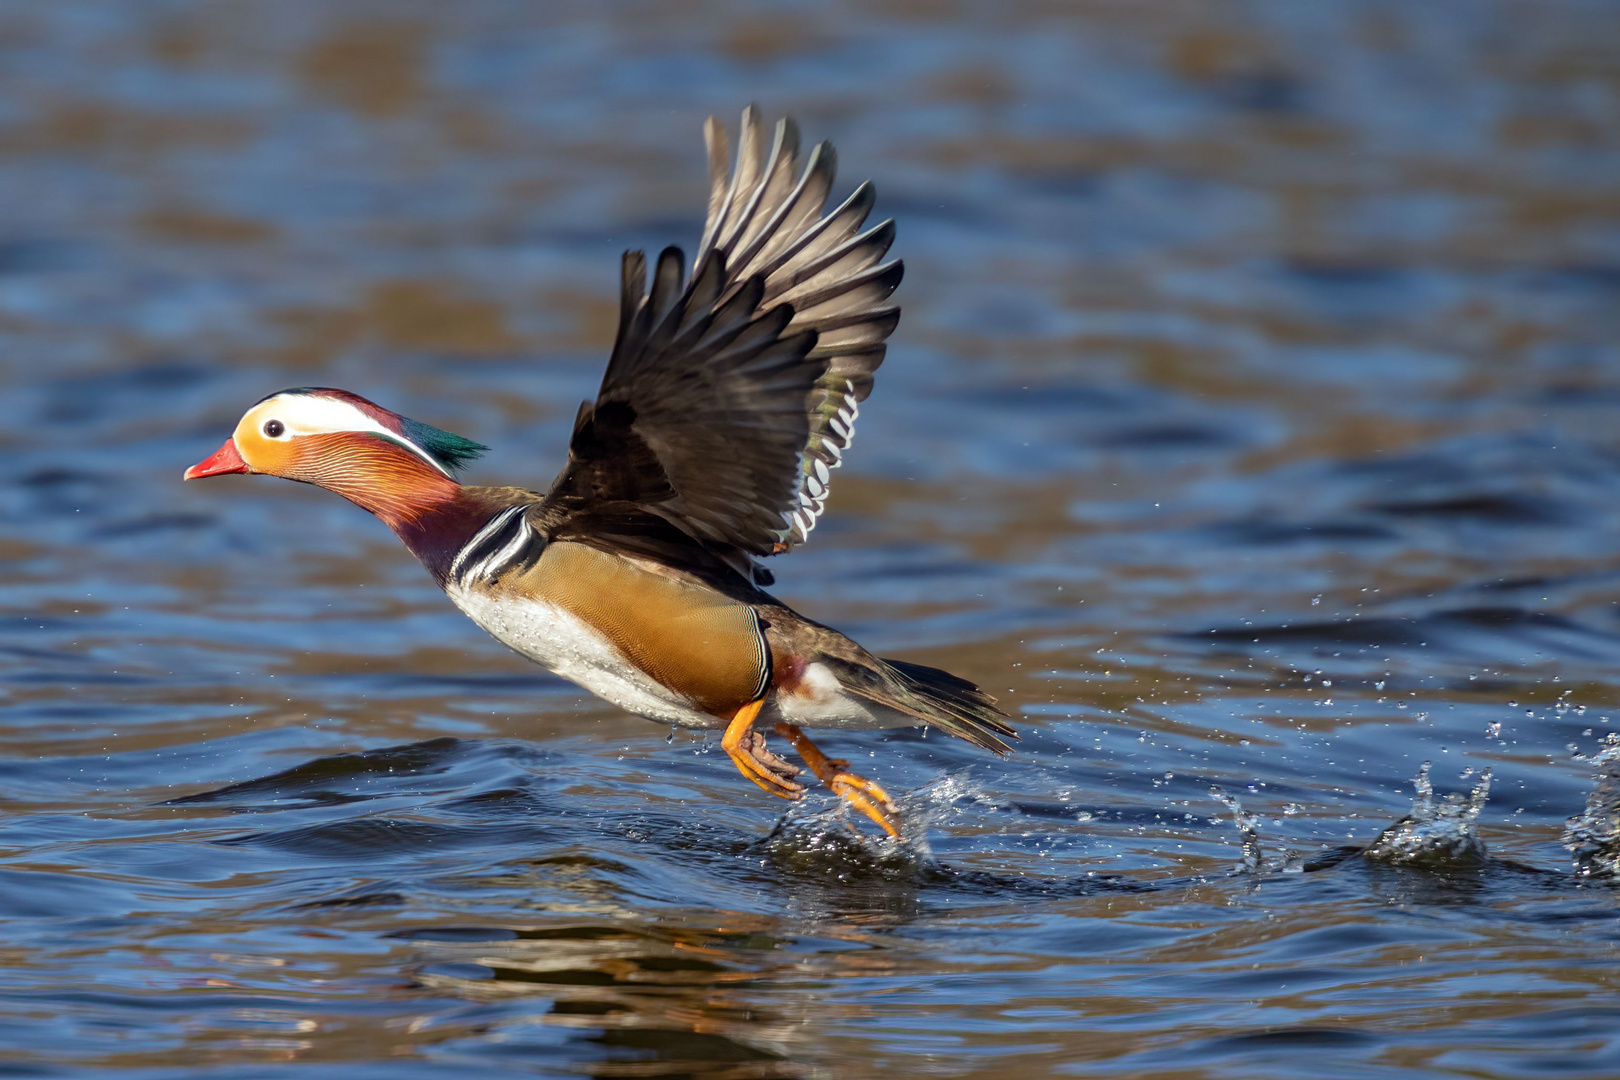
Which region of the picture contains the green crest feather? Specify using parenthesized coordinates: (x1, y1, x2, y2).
(398, 416, 488, 474)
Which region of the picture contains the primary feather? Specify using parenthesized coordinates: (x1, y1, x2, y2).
(540, 105, 903, 572)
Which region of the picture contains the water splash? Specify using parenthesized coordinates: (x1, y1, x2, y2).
(763, 774, 989, 873)
(1563, 733, 1620, 880)
(1209, 785, 1264, 873)
(1363, 762, 1490, 869)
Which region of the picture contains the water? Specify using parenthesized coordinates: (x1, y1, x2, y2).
(1362, 762, 1491, 869)
(3, 2, 1620, 1076)
(1566, 735, 1620, 880)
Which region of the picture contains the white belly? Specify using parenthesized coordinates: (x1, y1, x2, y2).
(445, 583, 718, 729)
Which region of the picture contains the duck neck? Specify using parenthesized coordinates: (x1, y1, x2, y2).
(385, 485, 522, 587)
(306, 448, 503, 585)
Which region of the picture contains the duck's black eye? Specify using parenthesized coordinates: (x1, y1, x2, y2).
(263, 419, 285, 438)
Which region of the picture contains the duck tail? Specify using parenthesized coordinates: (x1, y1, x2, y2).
(832, 655, 1018, 754)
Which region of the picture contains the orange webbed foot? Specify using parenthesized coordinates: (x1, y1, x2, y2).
(774, 722, 902, 839)
(722, 699, 805, 800)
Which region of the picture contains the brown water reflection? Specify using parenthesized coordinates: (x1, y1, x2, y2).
(2, 1, 1620, 1077)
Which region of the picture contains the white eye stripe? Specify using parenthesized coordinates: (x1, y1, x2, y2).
(254, 394, 452, 477)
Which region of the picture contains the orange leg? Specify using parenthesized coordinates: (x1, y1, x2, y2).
(774, 723, 902, 839)
(721, 699, 804, 799)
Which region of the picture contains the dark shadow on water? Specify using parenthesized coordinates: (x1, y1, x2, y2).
(1201, 1025, 1378, 1051)
(165, 736, 552, 811)
(1367, 491, 1573, 526)
(1300, 847, 1570, 909)
(166, 736, 468, 806)
(1198, 517, 1398, 547)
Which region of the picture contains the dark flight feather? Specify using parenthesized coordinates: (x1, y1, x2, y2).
(541, 106, 903, 570)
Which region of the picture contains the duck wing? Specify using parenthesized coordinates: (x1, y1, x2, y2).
(540, 106, 902, 563)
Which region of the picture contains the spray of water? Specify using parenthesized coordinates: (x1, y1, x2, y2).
(1363, 762, 1491, 868)
(1563, 733, 1620, 880)
(1209, 785, 1264, 873)
(764, 774, 990, 871)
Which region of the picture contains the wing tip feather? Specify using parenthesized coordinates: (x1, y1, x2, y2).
(589, 109, 902, 562)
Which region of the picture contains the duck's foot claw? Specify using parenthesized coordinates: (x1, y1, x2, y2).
(732, 730, 805, 798)
(774, 722, 903, 840)
(738, 730, 803, 782)
(826, 771, 902, 840)
(723, 700, 805, 800)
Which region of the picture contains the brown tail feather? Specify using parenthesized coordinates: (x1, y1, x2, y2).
(829, 656, 1018, 755)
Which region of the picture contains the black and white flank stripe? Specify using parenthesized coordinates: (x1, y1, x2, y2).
(449, 505, 542, 588)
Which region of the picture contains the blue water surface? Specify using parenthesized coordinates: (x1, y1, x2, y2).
(2, 2, 1620, 1077)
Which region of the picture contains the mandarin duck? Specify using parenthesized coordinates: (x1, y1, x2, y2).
(185, 107, 1016, 838)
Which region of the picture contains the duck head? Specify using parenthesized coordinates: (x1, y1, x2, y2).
(184, 388, 487, 529)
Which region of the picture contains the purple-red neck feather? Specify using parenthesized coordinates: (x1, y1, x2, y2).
(291, 432, 515, 584)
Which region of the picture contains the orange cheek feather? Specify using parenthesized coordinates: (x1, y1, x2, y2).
(233, 426, 297, 476)
(278, 432, 459, 528)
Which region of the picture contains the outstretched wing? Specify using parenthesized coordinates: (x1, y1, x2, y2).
(541, 106, 902, 561)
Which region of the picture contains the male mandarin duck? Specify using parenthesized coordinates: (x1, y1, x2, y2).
(185, 108, 1015, 838)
